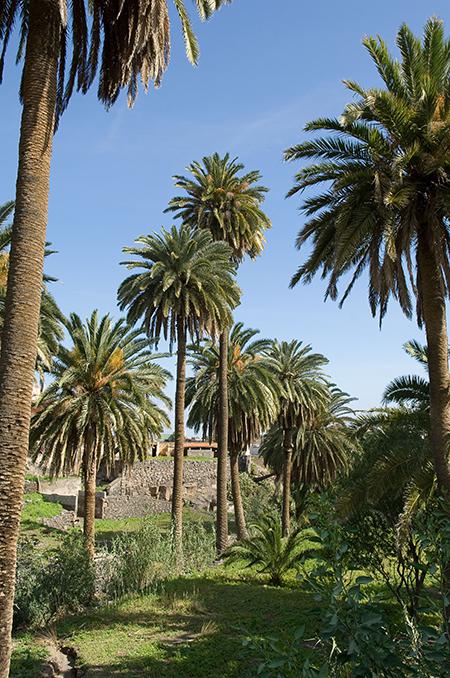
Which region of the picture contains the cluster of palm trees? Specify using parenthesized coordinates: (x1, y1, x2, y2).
(0, 6, 449, 674)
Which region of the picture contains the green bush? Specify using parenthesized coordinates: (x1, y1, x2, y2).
(102, 519, 216, 598)
(224, 514, 320, 586)
(238, 473, 279, 525)
(14, 532, 95, 628)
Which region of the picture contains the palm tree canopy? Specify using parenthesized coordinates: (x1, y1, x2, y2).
(30, 310, 171, 476)
(285, 18, 450, 324)
(166, 152, 271, 261)
(261, 387, 355, 490)
(186, 322, 280, 451)
(264, 339, 329, 429)
(118, 224, 240, 346)
(383, 340, 430, 411)
(0, 0, 231, 120)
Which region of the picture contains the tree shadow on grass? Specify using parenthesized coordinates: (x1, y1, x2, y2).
(58, 574, 322, 678)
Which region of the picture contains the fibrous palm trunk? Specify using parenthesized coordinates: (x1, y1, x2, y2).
(418, 234, 450, 628)
(230, 448, 248, 540)
(172, 317, 186, 556)
(281, 427, 293, 537)
(216, 329, 229, 553)
(0, 4, 59, 675)
(83, 442, 97, 561)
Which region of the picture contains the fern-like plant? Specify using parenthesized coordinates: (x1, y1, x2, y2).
(223, 514, 320, 586)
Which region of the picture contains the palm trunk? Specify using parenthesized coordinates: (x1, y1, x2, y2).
(282, 427, 293, 537)
(216, 329, 229, 554)
(172, 316, 186, 556)
(230, 448, 248, 540)
(418, 235, 450, 628)
(0, 4, 59, 675)
(83, 441, 97, 561)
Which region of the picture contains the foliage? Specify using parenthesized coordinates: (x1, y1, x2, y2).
(30, 311, 170, 477)
(286, 18, 450, 326)
(249, 517, 450, 677)
(101, 519, 216, 598)
(223, 514, 320, 586)
(0, 1, 232, 121)
(237, 473, 279, 525)
(118, 224, 240, 347)
(166, 152, 271, 262)
(186, 322, 279, 452)
(264, 340, 328, 431)
(14, 532, 95, 629)
(261, 387, 355, 491)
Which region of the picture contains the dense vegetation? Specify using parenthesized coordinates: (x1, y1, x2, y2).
(0, 10, 449, 678)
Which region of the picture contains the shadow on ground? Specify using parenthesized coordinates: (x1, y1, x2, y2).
(57, 573, 321, 678)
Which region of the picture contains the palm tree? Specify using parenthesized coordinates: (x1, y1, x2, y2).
(285, 18, 450, 513)
(0, 4, 232, 671)
(118, 224, 240, 552)
(260, 387, 355, 519)
(30, 311, 170, 558)
(223, 513, 320, 586)
(186, 323, 279, 539)
(264, 340, 328, 535)
(166, 152, 271, 553)
(383, 340, 430, 413)
(0, 208, 64, 387)
(285, 19, 450, 627)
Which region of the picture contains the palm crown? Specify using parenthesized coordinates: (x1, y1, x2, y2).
(265, 340, 329, 430)
(0, 0, 231, 119)
(118, 225, 240, 345)
(285, 18, 450, 324)
(261, 387, 355, 490)
(166, 153, 271, 261)
(30, 311, 171, 476)
(186, 322, 279, 451)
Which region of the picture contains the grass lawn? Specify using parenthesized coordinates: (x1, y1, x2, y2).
(54, 568, 320, 677)
(10, 635, 49, 678)
(20, 493, 64, 547)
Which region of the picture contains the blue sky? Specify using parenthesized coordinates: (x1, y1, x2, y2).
(1, 0, 449, 417)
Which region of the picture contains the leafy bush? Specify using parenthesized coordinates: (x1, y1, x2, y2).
(247, 516, 450, 677)
(102, 519, 215, 598)
(14, 532, 95, 628)
(224, 514, 320, 586)
(237, 473, 279, 525)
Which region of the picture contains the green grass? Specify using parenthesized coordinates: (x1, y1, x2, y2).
(21, 493, 64, 546)
(54, 568, 321, 677)
(10, 635, 49, 678)
(94, 508, 214, 544)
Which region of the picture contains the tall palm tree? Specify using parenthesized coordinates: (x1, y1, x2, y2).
(30, 311, 170, 558)
(285, 18, 450, 511)
(260, 387, 355, 518)
(118, 224, 240, 552)
(186, 322, 279, 539)
(0, 207, 64, 387)
(0, 5, 232, 669)
(264, 340, 328, 535)
(166, 152, 271, 553)
(285, 19, 450, 627)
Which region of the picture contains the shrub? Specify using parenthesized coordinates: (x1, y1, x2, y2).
(237, 473, 279, 525)
(224, 514, 320, 586)
(102, 519, 216, 599)
(14, 532, 95, 629)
